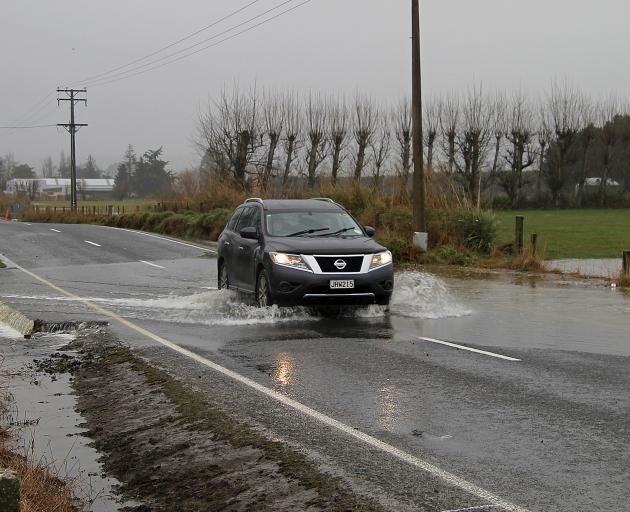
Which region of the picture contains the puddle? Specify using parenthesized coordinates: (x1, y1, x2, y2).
(0, 330, 138, 512)
(0, 272, 471, 327)
(547, 258, 622, 278)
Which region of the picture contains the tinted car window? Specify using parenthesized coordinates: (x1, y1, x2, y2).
(266, 210, 362, 237)
(235, 207, 254, 231)
(227, 207, 244, 231)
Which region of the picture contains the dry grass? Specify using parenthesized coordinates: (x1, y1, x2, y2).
(0, 366, 78, 512)
(617, 273, 630, 288)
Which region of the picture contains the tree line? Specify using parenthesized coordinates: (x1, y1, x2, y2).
(195, 83, 630, 208)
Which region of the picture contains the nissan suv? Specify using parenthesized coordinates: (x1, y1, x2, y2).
(217, 198, 394, 307)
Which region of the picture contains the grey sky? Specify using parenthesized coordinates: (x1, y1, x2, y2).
(2, 0, 629, 173)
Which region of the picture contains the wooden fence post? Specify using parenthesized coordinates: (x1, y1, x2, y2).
(531, 233, 538, 257)
(623, 251, 630, 275)
(515, 216, 524, 255)
(0, 468, 20, 512)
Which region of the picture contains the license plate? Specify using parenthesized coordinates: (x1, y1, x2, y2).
(330, 280, 354, 290)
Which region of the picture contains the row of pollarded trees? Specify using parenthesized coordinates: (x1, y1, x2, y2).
(196, 83, 630, 207)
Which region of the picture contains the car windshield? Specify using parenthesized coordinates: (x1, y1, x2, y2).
(265, 210, 364, 238)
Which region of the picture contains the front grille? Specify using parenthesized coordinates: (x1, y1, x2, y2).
(314, 256, 363, 273)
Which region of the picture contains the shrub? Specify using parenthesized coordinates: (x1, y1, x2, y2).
(457, 210, 498, 254)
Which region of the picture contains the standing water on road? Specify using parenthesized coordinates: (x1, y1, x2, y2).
(0, 271, 471, 326)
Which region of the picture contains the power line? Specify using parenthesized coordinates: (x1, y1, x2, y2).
(74, 0, 263, 85)
(7, 92, 54, 124)
(0, 124, 57, 129)
(88, 0, 311, 89)
(83, 0, 297, 88)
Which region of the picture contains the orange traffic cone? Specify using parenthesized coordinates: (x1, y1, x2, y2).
(3, 209, 11, 221)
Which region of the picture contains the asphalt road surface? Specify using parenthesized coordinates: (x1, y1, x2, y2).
(1, 221, 629, 512)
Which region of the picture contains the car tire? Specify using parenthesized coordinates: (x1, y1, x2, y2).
(218, 262, 229, 290)
(256, 270, 274, 308)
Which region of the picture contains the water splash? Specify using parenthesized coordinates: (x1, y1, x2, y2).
(0, 272, 470, 326)
(389, 271, 472, 319)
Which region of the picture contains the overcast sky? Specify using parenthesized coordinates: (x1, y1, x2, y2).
(2, 0, 629, 173)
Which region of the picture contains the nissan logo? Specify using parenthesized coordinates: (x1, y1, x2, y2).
(334, 259, 347, 270)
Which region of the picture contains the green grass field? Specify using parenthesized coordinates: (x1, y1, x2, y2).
(495, 209, 630, 260)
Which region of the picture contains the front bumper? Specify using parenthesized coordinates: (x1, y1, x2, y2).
(267, 263, 394, 306)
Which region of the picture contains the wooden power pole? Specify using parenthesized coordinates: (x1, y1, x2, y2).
(411, 0, 426, 235)
(57, 88, 88, 212)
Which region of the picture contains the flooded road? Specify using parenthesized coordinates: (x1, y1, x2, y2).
(1, 221, 630, 511)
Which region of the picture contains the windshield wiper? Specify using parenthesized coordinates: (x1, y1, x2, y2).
(286, 227, 330, 237)
(318, 227, 356, 237)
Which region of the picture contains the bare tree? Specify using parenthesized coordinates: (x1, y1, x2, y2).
(370, 107, 392, 189)
(543, 82, 582, 206)
(394, 99, 412, 194)
(177, 169, 200, 198)
(440, 93, 459, 175)
(536, 117, 552, 197)
(197, 83, 262, 192)
(260, 91, 284, 194)
(304, 92, 327, 189)
(576, 97, 597, 206)
(423, 96, 441, 173)
(281, 91, 301, 192)
(454, 85, 494, 205)
(41, 156, 55, 178)
(352, 96, 376, 182)
(488, 93, 506, 189)
(327, 96, 349, 187)
(598, 94, 620, 206)
(501, 90, 536, 208)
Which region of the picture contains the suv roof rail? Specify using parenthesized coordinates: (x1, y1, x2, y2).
(245, 197, 264, 205)
(312, 197, 335, 203)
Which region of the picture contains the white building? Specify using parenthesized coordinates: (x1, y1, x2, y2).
(4, 178, 115, 198)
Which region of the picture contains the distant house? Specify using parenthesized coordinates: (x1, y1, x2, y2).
(4, 178, 115, 199)
(575, 177, 621, 196)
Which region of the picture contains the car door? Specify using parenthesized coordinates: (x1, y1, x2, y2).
(220, 206, 244, 285)
(233, 206, 261, 291)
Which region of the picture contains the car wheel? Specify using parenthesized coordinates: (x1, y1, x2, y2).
(256, 270, 274, 308)
(218, 263, 229, 290)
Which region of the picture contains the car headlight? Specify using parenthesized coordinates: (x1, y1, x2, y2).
(269, 252, 311, 271)
(370, 250, 393, 269)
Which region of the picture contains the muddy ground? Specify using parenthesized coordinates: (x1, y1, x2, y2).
(49, 328, 385, 512)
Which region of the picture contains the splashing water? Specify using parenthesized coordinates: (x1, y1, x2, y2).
(0, 272, 470, 326)
(389, 271, 472, 319)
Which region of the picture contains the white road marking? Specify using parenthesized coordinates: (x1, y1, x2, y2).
(2, 254, 527, 512)
(84, 240, 101, 247)
(442, 507, 498, 512)
(418, 337, 521, 362)
(139, 260, 165, 269)
(24, 223, 32, 226)
(103, 226, 216, 253)
(50, 228, 61, 233)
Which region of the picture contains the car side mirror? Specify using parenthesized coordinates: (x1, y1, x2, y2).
(240, 226, 259, 240)
(364, 226, 375, 238)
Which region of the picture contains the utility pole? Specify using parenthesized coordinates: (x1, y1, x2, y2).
(411, 0, 427, 246)
(57, 88, 87, 212)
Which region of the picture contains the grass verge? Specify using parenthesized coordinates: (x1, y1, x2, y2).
(97, 344, 384, 511)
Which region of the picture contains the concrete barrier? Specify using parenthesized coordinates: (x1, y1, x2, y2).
(0, 301, 35, 338)
(0, 468, 20, 512)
